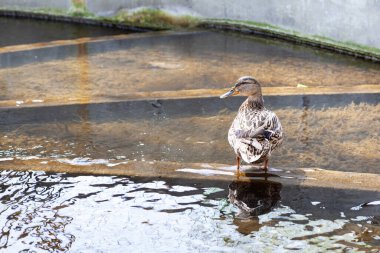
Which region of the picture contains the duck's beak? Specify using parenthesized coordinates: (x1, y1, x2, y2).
(220, 86, 239, 99)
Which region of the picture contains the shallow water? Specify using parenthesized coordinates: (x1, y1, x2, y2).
(0, 170, 379, 252)
(0, 101, 379, 173)
(1, 31, 380, 104)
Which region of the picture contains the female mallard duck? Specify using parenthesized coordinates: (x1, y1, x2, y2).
(220, 76, 283, 174)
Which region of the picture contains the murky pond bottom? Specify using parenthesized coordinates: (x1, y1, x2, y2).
(1, 170, 379, 252)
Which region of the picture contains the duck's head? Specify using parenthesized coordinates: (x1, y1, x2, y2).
(220, 76, 262, 99)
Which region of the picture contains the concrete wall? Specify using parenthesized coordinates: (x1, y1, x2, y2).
(0, 0, 70, 10)
(1, 0, 380, 48)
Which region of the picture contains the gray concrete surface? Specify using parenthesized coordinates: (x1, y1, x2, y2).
(86, 0, 380, 48)
(0, 0, 70, 10)
(1, 0, 379, 48)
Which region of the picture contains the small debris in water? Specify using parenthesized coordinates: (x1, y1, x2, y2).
(297, 83, 308, 88)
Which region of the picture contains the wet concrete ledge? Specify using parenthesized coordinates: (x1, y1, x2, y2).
(0, 92, 379, 125)
(1, 159, 380, 193)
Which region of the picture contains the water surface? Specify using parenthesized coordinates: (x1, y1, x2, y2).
(0, 170, 379, 252)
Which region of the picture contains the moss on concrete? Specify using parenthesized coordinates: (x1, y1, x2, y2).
(112, 8, 200, 30)
(202, 19, 380, 58)
(69, 0, 93, 17)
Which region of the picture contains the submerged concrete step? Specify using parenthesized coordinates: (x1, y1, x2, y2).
(0, 158, 379, 192)
(0, 91, 379, 125)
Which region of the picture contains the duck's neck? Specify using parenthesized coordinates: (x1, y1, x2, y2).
(247, 93, 264, 109)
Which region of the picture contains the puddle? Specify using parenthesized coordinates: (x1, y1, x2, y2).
(0, 170, 379, 252)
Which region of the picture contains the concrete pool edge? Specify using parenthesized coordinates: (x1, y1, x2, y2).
(1, 86, 379, 109)
(1, 9, 380, 63)
(0, 159, 379, 192)
(200, 20, 380, 63)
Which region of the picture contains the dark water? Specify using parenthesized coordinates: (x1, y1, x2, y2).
(0, 16, 129, 47)
(0, 170, 379, 252)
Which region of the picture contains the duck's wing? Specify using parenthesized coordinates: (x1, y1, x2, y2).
(262, 111, 283, 147)
(240, 110, 283, 148)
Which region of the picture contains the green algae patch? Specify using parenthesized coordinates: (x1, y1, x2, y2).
(69, 0, 93, 17)
(201, 19, 380, 61)
(113, 9, 200, 30)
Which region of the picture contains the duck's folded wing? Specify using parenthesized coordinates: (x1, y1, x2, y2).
(264, 112, 283, 142)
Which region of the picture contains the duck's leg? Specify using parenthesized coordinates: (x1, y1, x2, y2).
(236, 156, 241, 177)
(262, 158, 269, 173)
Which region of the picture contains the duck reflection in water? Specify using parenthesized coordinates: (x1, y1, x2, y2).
(228, 179, 282, 234)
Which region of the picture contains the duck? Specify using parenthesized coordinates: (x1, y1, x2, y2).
(220, 76, 283, 175)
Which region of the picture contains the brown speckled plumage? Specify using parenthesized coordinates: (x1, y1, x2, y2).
(221, 76, 283, 171)
(228, 98, 283, 164)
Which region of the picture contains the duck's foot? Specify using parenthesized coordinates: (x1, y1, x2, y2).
(261, 159, 269, 173)
(236, 169, 245, 179)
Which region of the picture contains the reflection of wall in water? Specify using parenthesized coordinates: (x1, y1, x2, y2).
(75, 43, 93, 152)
